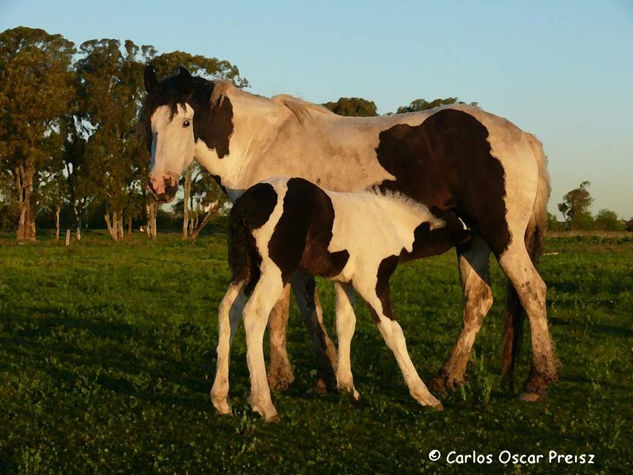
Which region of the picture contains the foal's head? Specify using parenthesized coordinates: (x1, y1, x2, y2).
(141, 66, 233, 203)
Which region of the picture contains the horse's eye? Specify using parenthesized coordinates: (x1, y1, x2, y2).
(183, 120, 191, 128)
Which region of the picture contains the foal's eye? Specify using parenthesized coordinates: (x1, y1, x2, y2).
(183, 120, 191, 128)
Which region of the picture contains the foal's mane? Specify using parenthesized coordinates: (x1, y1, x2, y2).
(366, 187, 443, 227)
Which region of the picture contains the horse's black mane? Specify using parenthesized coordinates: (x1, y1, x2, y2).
(139, 74, 214, 151)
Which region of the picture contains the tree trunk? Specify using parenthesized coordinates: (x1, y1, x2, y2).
(55, 205, 61, 241)
(182, 165, 192, 240)
(127, 215, 132, 237)
(16, 164, 37, 243)
(105, 210, 124, 241)
(146, 202, 158, 240)
(190, 210, 214, 240)
(73, 205, 82, 241)
(117, 211, 124, 241)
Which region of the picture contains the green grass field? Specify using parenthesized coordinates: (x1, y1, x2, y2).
(1, 231, 631, 473)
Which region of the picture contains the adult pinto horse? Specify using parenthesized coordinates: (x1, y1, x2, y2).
(141, 66, 558, 401)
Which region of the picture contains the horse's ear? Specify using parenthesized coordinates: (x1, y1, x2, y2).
(178, 66, 194, 94)
(144, 64, 158, 93)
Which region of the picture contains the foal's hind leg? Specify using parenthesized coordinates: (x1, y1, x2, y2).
(354, 280, 442, 410)
(334, 282, 360, 400)
(432, 233, 493, 393)
(498, 242, 559, 400)
(244, 274, 286, 422)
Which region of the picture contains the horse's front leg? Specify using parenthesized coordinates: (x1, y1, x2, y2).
(267, 284, 295, 390)
(292, 271, 338, 392)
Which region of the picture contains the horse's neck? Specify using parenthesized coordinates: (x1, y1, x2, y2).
(194, 89, 403, 200)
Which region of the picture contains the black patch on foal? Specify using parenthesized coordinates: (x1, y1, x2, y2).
(229, 183, 278, 295)
(376, 109, 510, 256)
(140, 73, 234, 158)
(373, 213, 472, 322)
(269, 178, 349, 283)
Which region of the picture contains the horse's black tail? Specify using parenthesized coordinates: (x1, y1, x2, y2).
(501, 135, 550, 391)
(227, 183, 279, 295)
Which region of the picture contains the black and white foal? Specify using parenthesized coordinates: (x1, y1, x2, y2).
(211, 177, 470, 421)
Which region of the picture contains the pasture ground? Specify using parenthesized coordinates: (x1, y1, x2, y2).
(0, 231, 631, 473)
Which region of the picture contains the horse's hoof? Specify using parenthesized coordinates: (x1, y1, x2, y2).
(267, 369, 295, 392)
(517, 391, 546, 402)
(265, 414, 281, 423)
(306, 378, 328, 395)
(430, 401, 444, 411)
(430, 373, 463, 395)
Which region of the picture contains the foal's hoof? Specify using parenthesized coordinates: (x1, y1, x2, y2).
(212, 399, 232, 415)
(337, 385, 361, 401)
(517, 391, 547, 402)
(430, 401, 444, 411)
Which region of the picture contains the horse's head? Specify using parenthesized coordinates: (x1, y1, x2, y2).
(141, 65, 233, 203)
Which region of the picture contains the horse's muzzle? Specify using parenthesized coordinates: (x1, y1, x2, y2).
(147, 176, 178, 203)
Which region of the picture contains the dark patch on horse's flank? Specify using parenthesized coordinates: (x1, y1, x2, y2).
(376, 109, 510, 256)
(228, 183, 278, 295)
(269, 178, 349, 284)
(140, 70, 234, 158)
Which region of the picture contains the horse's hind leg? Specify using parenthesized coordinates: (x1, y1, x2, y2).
(334, 282, 360, 400)
(498, 241, 558, 400)
(267, 285, 295, 390)
(291, 271, 338, 392)
(432, 233, 493, 393)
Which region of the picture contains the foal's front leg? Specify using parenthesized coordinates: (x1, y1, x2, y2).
(211, 282, 246, 414)
(334, 282, 360, 400)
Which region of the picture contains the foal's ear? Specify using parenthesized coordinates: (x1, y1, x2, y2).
(144, 64, 158, 93)
(177, 66, 194, 94)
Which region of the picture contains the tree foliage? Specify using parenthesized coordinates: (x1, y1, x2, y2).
(558, 181, 594, 230)
(0, 27, 76, 241)
(594, 209, 624, 231)
(322, 97, 377, 117)
(0, 26, 247, 241)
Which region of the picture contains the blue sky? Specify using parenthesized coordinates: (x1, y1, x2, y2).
(2, 0, 632, 218)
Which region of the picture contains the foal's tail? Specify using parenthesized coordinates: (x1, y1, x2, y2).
(228, 205, 260, 296)
(501, 135, 551, 390)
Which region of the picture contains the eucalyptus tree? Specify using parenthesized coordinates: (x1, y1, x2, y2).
(75, 39, 150, 240)
(0, 27, 75, 242)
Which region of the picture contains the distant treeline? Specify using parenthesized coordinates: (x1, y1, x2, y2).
(548, 181, 631, 232)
